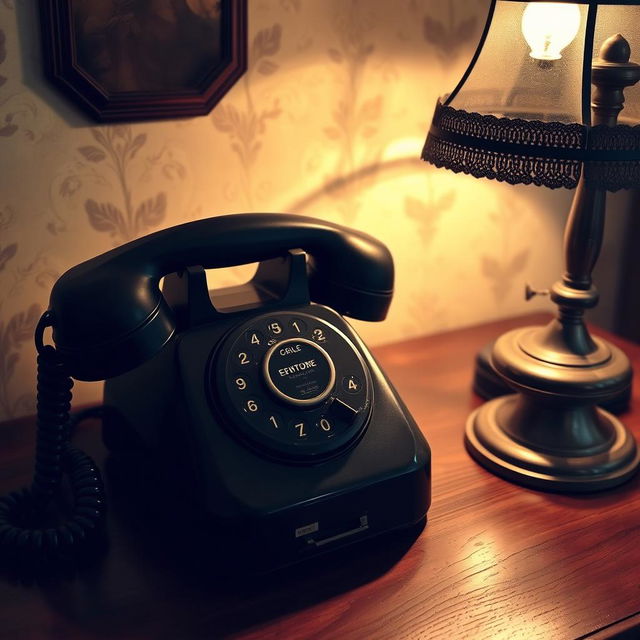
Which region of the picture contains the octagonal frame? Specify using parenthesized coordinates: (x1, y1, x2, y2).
(40, 0, 247, 123)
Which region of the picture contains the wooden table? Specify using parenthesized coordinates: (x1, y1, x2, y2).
(1, 313, 639, 640)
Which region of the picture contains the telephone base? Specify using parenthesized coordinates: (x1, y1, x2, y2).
(103, 424, 430, 574)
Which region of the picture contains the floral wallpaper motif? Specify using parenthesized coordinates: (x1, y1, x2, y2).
(212, 24, 283, 209)
(321, 1, 384, 223)
(0, 19, 48, 143)
(46, 126, 190, 240)
(404, 180, 455, 247)
(0, 199, 57, 418)
(0, 0, 629, 422)
(423, 0, 482, 63)
(0, 242, 16, 271)
(0, 304, 40, 418)
(482, 202, 531, 302)
(79, 127, 167, 244)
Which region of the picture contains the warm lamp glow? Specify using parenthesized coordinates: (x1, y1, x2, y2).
(521, 2, 581, 61)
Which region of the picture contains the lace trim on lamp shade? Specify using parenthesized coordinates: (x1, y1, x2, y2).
(422, 136, 582, 189)
(589, 122, 640, 152)
(583, 161, 640, 190)
(422, 100, 640, 191)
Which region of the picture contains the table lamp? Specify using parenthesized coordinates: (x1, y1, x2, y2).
(422, 0, 640, 491)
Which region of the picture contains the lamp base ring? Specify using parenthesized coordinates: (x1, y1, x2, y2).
(465, 395, 640, 493)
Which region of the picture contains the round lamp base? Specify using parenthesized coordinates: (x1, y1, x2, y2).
(466, 395, 640, 492)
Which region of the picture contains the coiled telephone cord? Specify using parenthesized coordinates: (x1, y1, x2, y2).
(0, 313, 106, 570)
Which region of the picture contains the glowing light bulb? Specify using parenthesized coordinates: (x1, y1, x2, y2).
(521, 2, 581, 61)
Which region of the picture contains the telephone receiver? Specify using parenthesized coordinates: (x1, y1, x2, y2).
(50, 213, 393, 381)
(0, 213, 430, 574)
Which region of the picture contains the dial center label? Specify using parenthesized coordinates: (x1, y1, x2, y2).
(264, 338, 335, 406)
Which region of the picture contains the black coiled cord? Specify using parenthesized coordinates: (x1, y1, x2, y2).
(0, 313, 106, 571)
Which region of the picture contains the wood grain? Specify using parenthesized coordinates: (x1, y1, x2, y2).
(0, 313, 639, 640)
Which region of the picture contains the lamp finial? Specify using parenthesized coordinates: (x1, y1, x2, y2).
(599, 34, 631, 64)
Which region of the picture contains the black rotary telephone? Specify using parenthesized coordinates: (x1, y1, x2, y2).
(0, 213, 430, 573)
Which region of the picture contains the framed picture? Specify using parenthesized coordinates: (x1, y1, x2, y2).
(40, 0, 247, 122)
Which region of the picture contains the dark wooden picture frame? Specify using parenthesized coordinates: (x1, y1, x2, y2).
(40, 0, 247, 123)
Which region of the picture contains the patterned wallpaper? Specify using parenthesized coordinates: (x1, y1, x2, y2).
(0, 0, 628, 421)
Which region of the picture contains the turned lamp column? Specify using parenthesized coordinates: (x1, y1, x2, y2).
(553, 34, 640, 356)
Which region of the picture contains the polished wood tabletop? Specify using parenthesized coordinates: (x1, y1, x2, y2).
(1, 313, 639, 640)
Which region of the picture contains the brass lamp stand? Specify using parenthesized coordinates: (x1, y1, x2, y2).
(465, 34, 640, 492)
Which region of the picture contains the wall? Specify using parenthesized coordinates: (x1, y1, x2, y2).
(0, 0, 628, 421)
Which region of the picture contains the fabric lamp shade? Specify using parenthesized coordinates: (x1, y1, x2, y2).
(422, 0, 640, 191)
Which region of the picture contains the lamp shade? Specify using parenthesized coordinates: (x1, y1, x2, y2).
(422, 0, 640, 190)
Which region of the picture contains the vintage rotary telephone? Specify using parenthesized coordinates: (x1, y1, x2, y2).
(0, 213, 430, 573)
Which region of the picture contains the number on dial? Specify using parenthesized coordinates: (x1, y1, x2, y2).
(268, 321, 282, 335)
(343, 375, 361, 393)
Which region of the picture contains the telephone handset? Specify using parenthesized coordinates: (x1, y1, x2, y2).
(0, 213, 430, 573)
